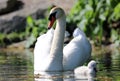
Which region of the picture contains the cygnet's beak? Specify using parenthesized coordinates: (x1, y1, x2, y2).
(94, 67, 97, 72)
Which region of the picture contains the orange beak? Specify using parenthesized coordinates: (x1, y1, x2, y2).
(48, 16, 56, 29)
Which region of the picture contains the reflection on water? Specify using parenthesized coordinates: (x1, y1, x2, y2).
(0, 48, 120, 81)
(0, 49, 34, 81)
(35, 71, 95, 81)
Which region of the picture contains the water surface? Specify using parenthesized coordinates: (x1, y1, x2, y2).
(0, 47, 120, 81)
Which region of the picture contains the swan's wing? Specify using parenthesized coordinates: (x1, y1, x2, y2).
(65, 31, 70, 37)
(34, 28, 54, 72)
(34, 34, 46, 57)
(73, 28, 86, 37)
(34, 28, 54, 56)
(63, 34, 91, 70)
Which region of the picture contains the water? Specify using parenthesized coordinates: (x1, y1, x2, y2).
(0, 49, 34, 81)
(0, 47, 120, 81)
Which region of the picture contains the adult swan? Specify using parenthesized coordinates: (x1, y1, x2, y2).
(34, 7, 91, 74)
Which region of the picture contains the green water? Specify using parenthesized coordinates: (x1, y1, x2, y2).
(0, 48, 120, 81)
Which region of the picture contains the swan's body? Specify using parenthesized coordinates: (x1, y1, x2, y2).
(74, 60, 97, 77)
(63, 28, 91, 70)
(34, 28, 54, 72)
(34, 7, 91, 74)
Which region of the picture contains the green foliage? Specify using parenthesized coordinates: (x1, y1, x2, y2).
(111, 29, 120, 47)
(67, 0, 120, 46)
(111, 3, 120, 20)
(25, 16, 47, 48)
(0, 32, 25, 47)
(0, 34, 6, 46)
(1, 2, 120, 47)
(0, 9, 48, 48)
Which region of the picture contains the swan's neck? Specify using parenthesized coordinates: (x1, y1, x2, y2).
(50, 15, 66, 58)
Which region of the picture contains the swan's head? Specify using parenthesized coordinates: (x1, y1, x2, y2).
(48, 7, 65, 29)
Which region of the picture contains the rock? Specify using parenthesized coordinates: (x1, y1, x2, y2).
(0, 16, 26, 33)
(0, 0, 75, 34)
(0, 0, 18, 15)
(0, 9, 46, 33)
(0, 0, 25, 33)
(0, 0, 7, 10)
(7, 40, 27, 49)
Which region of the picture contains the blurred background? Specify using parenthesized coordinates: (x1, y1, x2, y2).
(0, 0, 75, 48)
(0, 0, 120, 48)
(0, 0, 120, 81)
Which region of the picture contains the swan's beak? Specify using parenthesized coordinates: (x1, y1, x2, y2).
(48, 16, 56, 29)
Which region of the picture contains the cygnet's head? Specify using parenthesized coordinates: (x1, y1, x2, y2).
(48, 7, 65, 29)
(88, 60, 97, 72)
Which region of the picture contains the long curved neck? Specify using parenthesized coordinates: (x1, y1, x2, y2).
(50, 15, 66, 58)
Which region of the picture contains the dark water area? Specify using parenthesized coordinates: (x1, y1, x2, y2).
(0, 48, 120, 81)
(0, 49, 34, 81)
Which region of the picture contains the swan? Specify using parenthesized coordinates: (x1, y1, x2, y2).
(34, 28, 54, 72)
(34, 7, 91, 74)
(63, 27, 91, 70)
(74, 60, 97, 77)
(73, 28, 86, 37)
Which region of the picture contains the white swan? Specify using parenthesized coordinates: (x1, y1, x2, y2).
(34, 28, 54, 72)
(74, 60, 97, 77)
(34, 7, 91, 74)
(63, 27, 91, 70)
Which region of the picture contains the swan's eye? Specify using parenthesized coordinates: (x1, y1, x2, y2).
(48, 12, 57, 20)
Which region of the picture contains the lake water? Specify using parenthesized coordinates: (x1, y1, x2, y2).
(0, 47, 120, 81)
